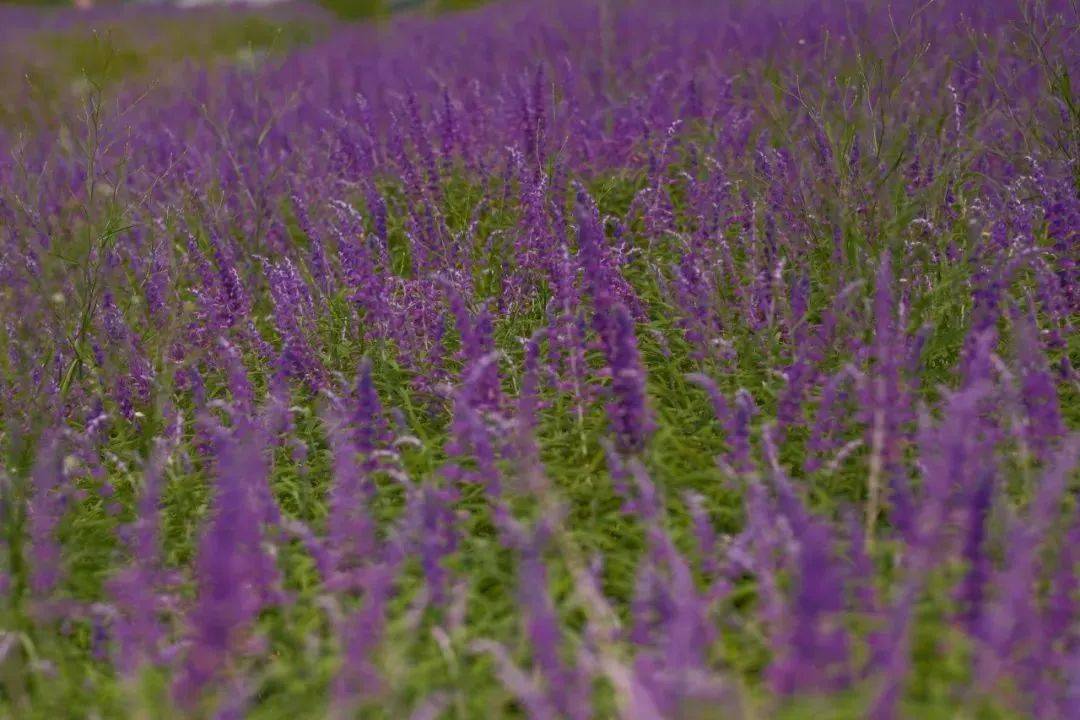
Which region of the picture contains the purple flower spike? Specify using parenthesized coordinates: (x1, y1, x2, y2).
(603, 303, 653, 455)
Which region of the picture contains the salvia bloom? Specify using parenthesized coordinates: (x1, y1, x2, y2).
(602, 303, 654, 455)
(174, 415, 282, 707)
(27, 431, 65, 601)
(107, 442, 171, 675)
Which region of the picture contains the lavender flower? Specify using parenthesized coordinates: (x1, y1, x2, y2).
(107, 442, 170, 675)
(602, 303, 653, 455)
(174, 417, 282, 707)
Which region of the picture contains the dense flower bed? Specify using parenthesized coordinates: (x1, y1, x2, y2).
(0, 1, 1077, 717)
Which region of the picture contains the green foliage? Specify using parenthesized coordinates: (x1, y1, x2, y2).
(318, 0, 387, 20)
(318, 0, 495, 20)
(0, 11, 322, 129)
(436, 0, 492, 10)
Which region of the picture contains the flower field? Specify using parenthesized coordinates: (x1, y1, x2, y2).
(0, 1, 1077, 718)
